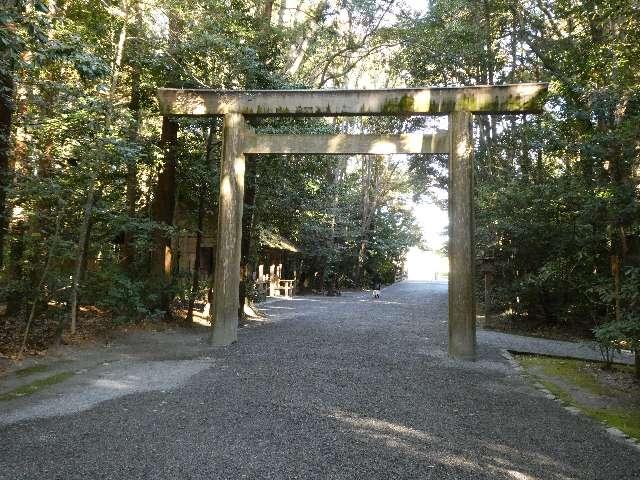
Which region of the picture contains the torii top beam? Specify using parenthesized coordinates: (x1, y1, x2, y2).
(157, 83, 547, 117)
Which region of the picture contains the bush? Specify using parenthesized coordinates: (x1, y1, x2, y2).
(83, 267, 153, 322)
(245, 279, 266, 304)
(594, 315, 640, 367)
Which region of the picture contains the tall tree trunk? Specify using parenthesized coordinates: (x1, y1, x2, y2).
(122, 70, 140, 269)
(0, 0, 18, 267)
(5, 220, 25, 314)
(355, 156, 384, 285)
(122, 1, 142, 269)
(150, 116, 178, 314)
(239, 154, 258, 318)
(355, 155, 372, 284)
(70, 182, 96, 333)
(277, 0, 287, 26)
(186, 127, 215, 323)
(18, 204, 62, 359)
(262, 0, 274, 22)
(0, 79, 13, 269)
(146, 4, 183, 316)
(69, 1, 130, 332)
(186, 186, 205, 324)
(325, 156, 346, 295)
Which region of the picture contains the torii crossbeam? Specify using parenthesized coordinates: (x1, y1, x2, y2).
(157, 83, 548, 360)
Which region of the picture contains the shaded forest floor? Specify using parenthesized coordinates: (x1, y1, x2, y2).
(0, 306, 182, 374)
(0, 298, 274, 373)
(479, 309, 596, 343)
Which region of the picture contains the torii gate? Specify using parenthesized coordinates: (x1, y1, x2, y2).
(157, 83, 548, 360)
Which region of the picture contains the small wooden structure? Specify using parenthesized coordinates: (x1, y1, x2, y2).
(270, 279, 295, 298)
(157, 84, 548, 359)
(254, 267, 296, 299)
(252, 229, 300, 299)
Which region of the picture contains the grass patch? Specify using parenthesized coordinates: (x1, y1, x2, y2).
(534, 377, 574, 404)
(515, 354, 640, 441)
(0, 371, 74, 401)
(584, 407, 640, 441)
(15, 364, 49, 377)
(518, 355, 613, 395)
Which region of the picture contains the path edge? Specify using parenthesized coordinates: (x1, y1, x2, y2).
(500, 349, 640, 453)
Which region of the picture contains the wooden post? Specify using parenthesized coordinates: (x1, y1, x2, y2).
(209, 113, 246, 345)
(448, 111, 476, 360)
(484, 271, 492, 326)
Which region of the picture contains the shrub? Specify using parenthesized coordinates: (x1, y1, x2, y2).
(594, 315, 640, 369)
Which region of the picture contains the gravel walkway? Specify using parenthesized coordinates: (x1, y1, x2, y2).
(1, 281, 639, 479)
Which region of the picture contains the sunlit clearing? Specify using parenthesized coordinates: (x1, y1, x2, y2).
(406, 247, 448, 281)
(407, 198, 448, 280)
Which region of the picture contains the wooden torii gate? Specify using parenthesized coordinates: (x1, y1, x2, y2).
(157, 83, 548, 360)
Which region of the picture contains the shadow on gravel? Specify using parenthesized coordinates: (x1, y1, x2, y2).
(322, 407, 594, 479)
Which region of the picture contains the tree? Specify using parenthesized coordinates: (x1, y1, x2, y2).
(390, 0, 639, 345)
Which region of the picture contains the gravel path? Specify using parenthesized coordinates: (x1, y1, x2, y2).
(1, 281, 639, 479)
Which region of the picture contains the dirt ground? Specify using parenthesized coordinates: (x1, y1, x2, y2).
(0, 306, 188, 375)
(479, 310, 596, 343)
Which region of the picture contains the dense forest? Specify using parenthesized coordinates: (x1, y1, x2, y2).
(0, 0, 638, 362)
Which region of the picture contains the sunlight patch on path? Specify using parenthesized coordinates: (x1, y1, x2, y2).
(0, 359, 211, 426)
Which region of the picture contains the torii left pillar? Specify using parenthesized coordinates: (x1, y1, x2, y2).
(209, 113, 246, 345)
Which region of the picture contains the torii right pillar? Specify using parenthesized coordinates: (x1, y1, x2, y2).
(448, 111, 476, 360)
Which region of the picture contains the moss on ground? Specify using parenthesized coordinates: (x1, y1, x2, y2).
(15, 364, 49, 377)
(584, 407, 640, 441)
(0, 372, 74, 401)
(518, 356, 615, 395)
(516, 354, 640, 441)
(534, 377, 574, 404)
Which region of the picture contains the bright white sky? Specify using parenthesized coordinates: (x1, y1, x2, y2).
(411, 195, 447, 251)
(406, 194, 449, 280)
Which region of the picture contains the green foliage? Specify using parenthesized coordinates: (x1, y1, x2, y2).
(83, 265, 152, 322)
(245, 279, 266, 304)
(594, 315, 640, 359)
(1, 0, 423, 351)
(392, 0, 640, 339)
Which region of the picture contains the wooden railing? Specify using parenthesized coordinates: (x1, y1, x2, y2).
(270, 279, 295, 298)
(254, 277, 296, 298)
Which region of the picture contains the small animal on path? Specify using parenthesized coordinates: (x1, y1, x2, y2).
(372, 281, 381, 299)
